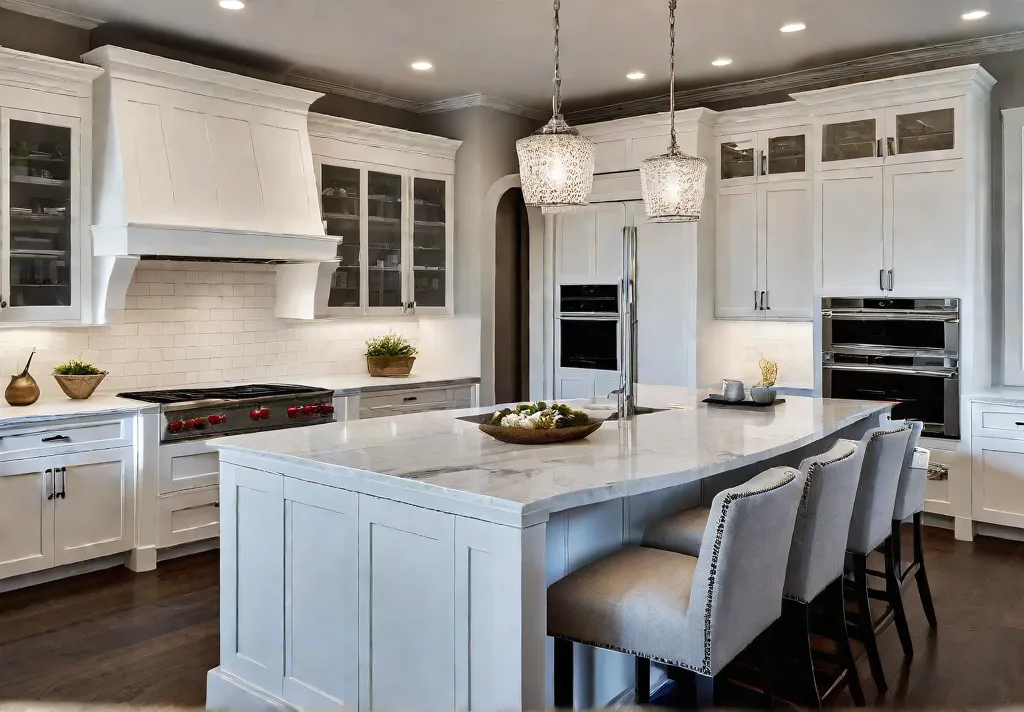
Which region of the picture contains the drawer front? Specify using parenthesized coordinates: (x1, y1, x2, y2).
(972, 403, 1024, 439)
(159, 486, 220, 548)
(0, 417, 133, 462)
(360, 388, 451, 411)
(359, 400, 469, 420)
(159, 440, 219, 494)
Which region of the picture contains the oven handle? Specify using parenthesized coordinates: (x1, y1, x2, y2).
(821, 310, 959, 323)
(823, 363, 958, 378)
(556, 314, 620, 322)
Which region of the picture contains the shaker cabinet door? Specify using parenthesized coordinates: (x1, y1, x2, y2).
(0, 459, 54, 579)
(761, 181, 813, 319)
(715, 185, 760, 318)
(817, 167, 885, 294)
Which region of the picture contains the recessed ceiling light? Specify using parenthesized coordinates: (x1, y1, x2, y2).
(626, 71, 647, 81)
(411, 61, 434, 71)
(780, 22, 806, 33)
(961, 9, 990, 20)
(712, 58, 733, 67)
(219, 0, 244, 9)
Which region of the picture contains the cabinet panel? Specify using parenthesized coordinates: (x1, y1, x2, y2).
(816, 110, 884, 171)
(884, 160, 964, 294)
(0, 460, 53, 579)
(885, 99, 963, 164)
(761, 181, 812, 319)
(282, 479, 358, 710)
(556, 212, 595, 281)
(594, 208, 624, 282)
(972, 438, 1024, 528)
(2, 109, 82, 323)
(359, 495, 456, 712)
(158, 486, 220, 548)
(557, 377, 594, 400)
(761, 127, 811, 181)
(717, 132, 757, 186)
(53, 447, 135, 566)
(817, 167, 884, 294)
(159, 439, 218, 494)
(367, 170, 405, 309)
(715, 187, 759, 318)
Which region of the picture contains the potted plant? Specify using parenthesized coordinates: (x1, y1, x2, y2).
(53, 357, 107, 400)
(365, 332, 418, 377)
(750, 356, 779, 405)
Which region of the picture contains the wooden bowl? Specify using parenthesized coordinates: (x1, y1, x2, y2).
(478, 420, 604, 445)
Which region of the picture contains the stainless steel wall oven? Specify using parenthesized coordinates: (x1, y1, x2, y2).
(557, 285, 619, 371)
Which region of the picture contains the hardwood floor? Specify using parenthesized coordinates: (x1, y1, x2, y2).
(0, 528, 1020, 708)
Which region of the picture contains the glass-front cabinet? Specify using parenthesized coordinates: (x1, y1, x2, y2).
(317, 159, 453, 316)
(1, 109, 82, 323)
(718, 127, 811, 185)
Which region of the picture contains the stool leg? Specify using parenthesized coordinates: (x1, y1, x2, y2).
(789, 600, 821, 707)
(635, 657, 650, 704)
(850, 552, 887, 694)
(694, 673, 715, 709)
(554, 638, 574, 708)
(830, 578, 866, 707)
(913, 512, 938, 628)
(676, 669, 715, 709)
(885, 534, 914, 657)
(753, 619, 779, 709)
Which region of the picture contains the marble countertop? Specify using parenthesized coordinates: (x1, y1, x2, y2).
(0, 372, 480, 428)
(968, 387, 1024, 406)
(215, 385, 889, 520)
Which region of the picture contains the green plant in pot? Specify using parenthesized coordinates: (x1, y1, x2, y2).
(53, 357, 107, 400)
(750, 356, 778, 405)
(365, 332, 418, 377)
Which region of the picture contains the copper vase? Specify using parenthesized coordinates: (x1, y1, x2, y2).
(5, 350, 40, 407)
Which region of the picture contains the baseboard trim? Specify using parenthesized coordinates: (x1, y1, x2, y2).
(158, 537, 219, 562)
(0, 552, 128, 593)
(207, 667, 291, 712)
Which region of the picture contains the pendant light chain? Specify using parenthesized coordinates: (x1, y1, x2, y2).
(668, 0, 678, 155)
(552, 0, 562, 117)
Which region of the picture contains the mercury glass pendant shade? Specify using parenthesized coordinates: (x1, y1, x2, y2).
(639, 149, 709, 222)
(517, 117, 595, 209)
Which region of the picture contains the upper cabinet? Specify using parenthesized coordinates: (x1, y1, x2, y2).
(304, 115, 459, 318)
(0, 49, 101, 325)
(718, 126, 812, 186)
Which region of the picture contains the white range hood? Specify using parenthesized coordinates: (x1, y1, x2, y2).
(82, 46, 338, 322)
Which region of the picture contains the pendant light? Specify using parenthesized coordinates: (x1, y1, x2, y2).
(516, 0, 595, 210)
(640, 0, 708, 222)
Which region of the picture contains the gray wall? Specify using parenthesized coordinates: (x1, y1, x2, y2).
(0, 7, 89, 61)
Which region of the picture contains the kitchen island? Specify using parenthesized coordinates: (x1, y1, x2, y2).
(206, 386, 888, 712)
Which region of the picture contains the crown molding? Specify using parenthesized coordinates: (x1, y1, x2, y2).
(0, 45, 102, 96)
(418, 93, 549, 120)
(566, 30, 1024, 125)
(308, 112, 461, 158)
(285, 73, 423, 113)
(0, 0, 100, 29)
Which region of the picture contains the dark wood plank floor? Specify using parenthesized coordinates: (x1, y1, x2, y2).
(0, 528, 1021, 708)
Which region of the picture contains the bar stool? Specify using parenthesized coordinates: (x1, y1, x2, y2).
(547, 467, 803, 709)
(643, 441, 868, 708)
(886, 418, 938, 629)
(844, 423, 913, 695)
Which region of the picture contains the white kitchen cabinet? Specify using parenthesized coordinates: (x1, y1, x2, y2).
(884, 159, 965, 295)
(815, 109, 886, 171)
(0, 459, 54, 579)
(717, 126, 811, 186)
(556, 204, 626, 284)
(308, 115, 460, 318)
(884, 99, 963, 165)
(0, 50, 101, 325)
(53, 447, 135, 566)
(716, 180, 812, 320)
(158, 485, 220, 549)
(816, 166, 885, 294)
(972, 437, 1024, 529)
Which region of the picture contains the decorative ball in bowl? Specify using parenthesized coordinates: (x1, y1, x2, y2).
(477, 402, 604, 445)
(53, 358, 107, 400)
(365, 331, 417, 378)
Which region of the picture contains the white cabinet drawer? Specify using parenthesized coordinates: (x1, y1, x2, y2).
(0, 417, 133, 462)
(972, 403, 1024, 439)
(159, 439, 219, 494)
(159, 486, 220, 548)
(361, 388, 451, 410)
(359, 386, 473, 419)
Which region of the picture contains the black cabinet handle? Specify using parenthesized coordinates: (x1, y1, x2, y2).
(214, 501, 220, 508)
(1015, 422, 1024, 426)
(57, 467, 66, 499)
(760, 291, 766, 311)
(0, 299, 7, 309)
(42, 435, 71, 443)
(46, 469, 54, 501)
(402, 396, 418, 402)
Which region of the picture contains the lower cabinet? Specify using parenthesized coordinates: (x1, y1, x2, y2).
(972, 437, 1024, 528)
(159, 486, 220, 548)
(0, 446, 135, 579)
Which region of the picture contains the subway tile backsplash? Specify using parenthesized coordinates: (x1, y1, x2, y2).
(708, 320, 815, 390)
(0, 261, 480, 393)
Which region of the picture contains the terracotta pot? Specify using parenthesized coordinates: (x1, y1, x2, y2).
(366, 356, 415, 377)
(5, 373, 40, 406)
(53, 373, 107, 400)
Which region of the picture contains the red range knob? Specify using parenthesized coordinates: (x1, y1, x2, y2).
(259, 407, 271, 420)
(319, 404, 334, 415)
(250, 409, 261, 421)
(169, 420, 185, 433)
(208, 414, 225, 425)
(193, 418, 206, 430)
(303, 405, 317, 415)
(287, 407, 300, 419)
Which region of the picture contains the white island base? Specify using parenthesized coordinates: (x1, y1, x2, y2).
(206, 388, 886, 712)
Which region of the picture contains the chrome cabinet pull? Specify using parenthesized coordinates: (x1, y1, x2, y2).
(764, 291, 770, 310)
(888, 269, 894, 291)
(754, 290, 759, 310)
(760, 151, 767, 176)
(887, 137, 896, 156)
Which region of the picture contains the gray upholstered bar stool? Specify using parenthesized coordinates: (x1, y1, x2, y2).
(843, 423, 913, 696)
(642, 440, 868, 708)
(885, 418, 938, 629)
(547, 467, 803, 709)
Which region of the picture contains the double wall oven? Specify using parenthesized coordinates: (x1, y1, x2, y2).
(557, 284, 619, 371)
(822, 298, 960, 439)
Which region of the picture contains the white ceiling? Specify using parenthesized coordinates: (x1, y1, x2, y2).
(14, 0, 1024, 109)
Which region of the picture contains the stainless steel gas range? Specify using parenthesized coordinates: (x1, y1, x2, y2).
(118, 384, 337, 443)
